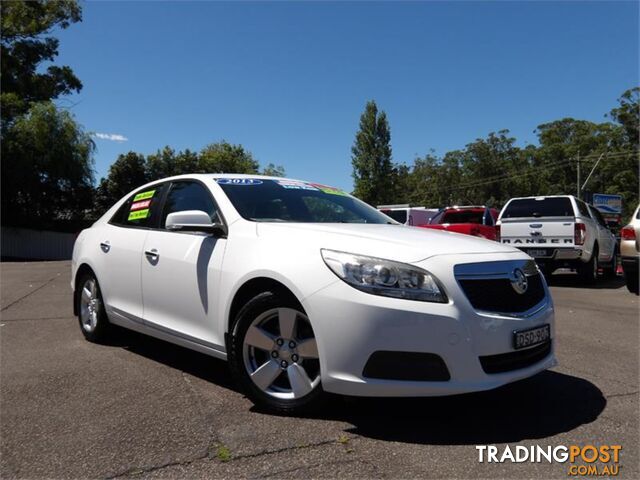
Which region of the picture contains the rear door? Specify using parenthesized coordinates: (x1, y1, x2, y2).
(96, 184, 166, 322)
(141, 179, 227, 350)
(499, 197, 576, 249)
(588, 204, 615, 262)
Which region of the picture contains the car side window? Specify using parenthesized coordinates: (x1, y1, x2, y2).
(588, 205, 607, 228)
(110, 184, 166, 228)
(576, 200, 590, 218)
(161, 181, 220, 228)
(483, 209, 494, 226)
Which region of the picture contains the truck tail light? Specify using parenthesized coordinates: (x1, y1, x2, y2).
(621, 225, 636, 241)
(495, 225, 501, 242)
(574, 223, 586, 245)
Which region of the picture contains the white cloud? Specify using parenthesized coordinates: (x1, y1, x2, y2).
(93, 132, 128, 142)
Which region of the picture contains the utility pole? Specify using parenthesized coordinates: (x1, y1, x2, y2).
(576, 154, 580, 199)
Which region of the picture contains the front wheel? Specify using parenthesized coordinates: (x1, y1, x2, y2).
(228, 291, 324, 414)
(77, 272, 112, 342)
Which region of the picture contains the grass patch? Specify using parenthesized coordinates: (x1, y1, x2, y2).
(216, 444, 232, 462)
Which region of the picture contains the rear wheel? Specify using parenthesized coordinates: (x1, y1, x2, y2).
(228, 291, 324, 414)
(625, 269, 639, 294)
(77, 272, 112, 342)
(579, 246, 599, 284)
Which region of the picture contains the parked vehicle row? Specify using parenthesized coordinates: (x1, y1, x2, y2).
(378, 196, 638, 291)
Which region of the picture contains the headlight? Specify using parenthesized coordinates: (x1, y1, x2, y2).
(321, 249, 447, 303)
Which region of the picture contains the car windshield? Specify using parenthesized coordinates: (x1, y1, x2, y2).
(502, 198, 574, 218)
(441, 210, 484, 224)
(216, 178, 396, 224)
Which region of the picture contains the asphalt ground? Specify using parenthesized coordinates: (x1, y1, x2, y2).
(1, 261, 638, 479)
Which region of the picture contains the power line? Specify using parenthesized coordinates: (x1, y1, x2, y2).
(446, 152, 640, 192)
(432, 150, 638, 193)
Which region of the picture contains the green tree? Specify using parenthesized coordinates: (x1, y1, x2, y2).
(351, 100, 394, 205)
(262, 163, 286, 177)
(1, 0, 89, 228)
(146, 146, 179, 180)
(2, 102, 94, 226)
(93, 152, 148, 216)
(1, 0, 82, 128)
(608, 87, 639, 149)
(198, 141, 259, 173)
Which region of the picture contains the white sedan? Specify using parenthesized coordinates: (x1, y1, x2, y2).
(72, 174, 557, 413)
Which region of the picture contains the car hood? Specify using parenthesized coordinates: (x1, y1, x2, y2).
(256, 223, 520, 263)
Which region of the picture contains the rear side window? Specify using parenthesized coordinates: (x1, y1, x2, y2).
(381, 210, 407, 224)
(110, 185, 166, 228)
(588, 205, 607, 227)
(576, 200, 590, 217)
(502, 198, 574, 219)
(161, 181, 220, 228)
(442, 210, 484, 224)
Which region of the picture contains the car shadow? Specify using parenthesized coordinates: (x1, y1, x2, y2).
(102, 327, 237, 392)
(546, 272, 626, 290)
(103, 329, 605, 446)
(305, 370, 606, 445)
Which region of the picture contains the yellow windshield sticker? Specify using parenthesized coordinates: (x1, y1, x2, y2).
(133, 190, 155, 202)
(128, 209, 150, 221)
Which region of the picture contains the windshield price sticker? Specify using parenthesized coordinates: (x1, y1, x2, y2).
(216, 178, 263, 185)
(133, 190, 155, 202)
(309, 183, 348, 196)
(277, 180, 318, 191)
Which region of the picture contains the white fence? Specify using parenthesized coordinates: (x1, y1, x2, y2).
(1, 227, 76, 260)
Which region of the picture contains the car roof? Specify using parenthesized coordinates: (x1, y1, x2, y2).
(159, 173, 311, 183)
(507, 195, 576, 201)
(139, 173, 336, 188)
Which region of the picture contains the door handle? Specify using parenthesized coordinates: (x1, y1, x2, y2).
(144, 248, 159, 261)
(100, 241, 111, 252)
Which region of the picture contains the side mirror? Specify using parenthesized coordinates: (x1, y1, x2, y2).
(165, 210, 227, 237)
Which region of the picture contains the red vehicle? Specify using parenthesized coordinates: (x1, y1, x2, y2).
(419, 206, 500, 241)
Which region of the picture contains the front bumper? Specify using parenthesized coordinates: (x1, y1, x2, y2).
(303, 252, 556, 397)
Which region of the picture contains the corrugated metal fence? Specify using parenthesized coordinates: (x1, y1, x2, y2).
(1, 227, 76, 260)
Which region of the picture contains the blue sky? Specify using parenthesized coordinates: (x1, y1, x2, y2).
(55, 1, 639, 191)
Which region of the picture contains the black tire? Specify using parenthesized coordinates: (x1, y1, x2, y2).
(228, 291, 325, 414)
(579, 245, 599, 284)
(625, 271, 639, 295)
(76, 272, 112, 343)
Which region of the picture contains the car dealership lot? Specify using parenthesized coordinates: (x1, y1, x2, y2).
(1, 261, 638, 479)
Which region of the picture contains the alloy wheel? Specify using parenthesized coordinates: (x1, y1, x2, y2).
(80, 278, 100, 333)
(242, 307, 320, 399)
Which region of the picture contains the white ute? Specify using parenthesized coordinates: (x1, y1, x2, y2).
(72, 174, 556, 413)
(497, 195, 617, 282)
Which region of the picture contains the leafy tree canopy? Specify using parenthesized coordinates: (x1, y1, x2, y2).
(2, 102, 95, 226)
(1, 0, 83, 128)
(351, 100, 395, 205)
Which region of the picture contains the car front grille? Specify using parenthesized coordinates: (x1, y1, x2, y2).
(454, 259, 547, 316)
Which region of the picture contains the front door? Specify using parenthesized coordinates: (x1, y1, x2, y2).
(141, 180, 227, 350)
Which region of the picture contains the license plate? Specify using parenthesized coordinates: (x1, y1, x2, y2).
(527, 249, 547, 257)
(513, 324, 550, 350)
